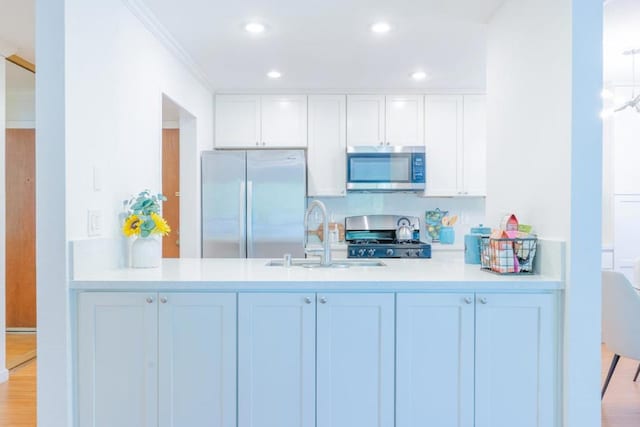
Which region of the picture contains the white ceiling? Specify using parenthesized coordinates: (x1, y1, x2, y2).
(0, 0, 34, 61)
(604, 0, 640, 84)
(141, 0, 506, 91)
(6, 59, 34, 91)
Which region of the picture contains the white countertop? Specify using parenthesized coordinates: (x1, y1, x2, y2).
(71, 253, 563, 292)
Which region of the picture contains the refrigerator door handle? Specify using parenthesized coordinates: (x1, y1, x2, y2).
(247, 180, 254, 258)
(239, 181, 247, 257)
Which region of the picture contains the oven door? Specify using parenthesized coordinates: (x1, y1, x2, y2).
(346, 146, 425, 191)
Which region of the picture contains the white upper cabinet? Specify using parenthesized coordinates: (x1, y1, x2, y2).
(260, 95, 308, 148)
(347, 95, 424, 147)
(386, 95, 425, 146)
(462, 95, 487, 196)
(347, 95, 386, 146)
(425, 95, 463, 196)
(307, 95, 347, 197)
(215, 95, 261, 148)
(214, 95, 307, 149)
(425, 94, 486, 196)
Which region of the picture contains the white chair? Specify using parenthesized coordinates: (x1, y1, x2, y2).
(601, 271, 640, 398)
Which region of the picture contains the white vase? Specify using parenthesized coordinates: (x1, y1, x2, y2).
(131, 236, 161, 268)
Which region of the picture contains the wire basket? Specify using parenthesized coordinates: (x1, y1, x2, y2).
(480, 237, 537, 275)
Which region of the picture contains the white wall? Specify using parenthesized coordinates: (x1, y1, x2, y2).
(487, 1, 602, 426)
(0, 58, 8, 384)
(36, 0, 214, 425)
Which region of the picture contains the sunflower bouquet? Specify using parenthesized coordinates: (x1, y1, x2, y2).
(122, 190, 171, 238)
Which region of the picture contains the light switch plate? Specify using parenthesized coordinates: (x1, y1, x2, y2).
(88, 210, 103, 237)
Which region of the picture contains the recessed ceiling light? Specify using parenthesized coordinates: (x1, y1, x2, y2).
(411, 71, 428, 81)
(245, 22, 265, 34)
(371, 22, 391, 34)
(267, 70, 282, 79)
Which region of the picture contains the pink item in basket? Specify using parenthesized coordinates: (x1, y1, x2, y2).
(500, 214, 519, 238)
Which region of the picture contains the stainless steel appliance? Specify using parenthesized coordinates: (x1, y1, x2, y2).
(201, 150, 306, 258)
(345, 215, 432, 258)
(346, 146, 426, 191)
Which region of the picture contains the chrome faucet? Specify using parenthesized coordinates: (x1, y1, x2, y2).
(304, 200, 332, 266)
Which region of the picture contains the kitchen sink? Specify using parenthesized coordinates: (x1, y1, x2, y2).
(265, 259, 386, 268)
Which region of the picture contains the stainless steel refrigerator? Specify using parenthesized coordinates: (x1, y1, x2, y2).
(201, 150, 306, 258)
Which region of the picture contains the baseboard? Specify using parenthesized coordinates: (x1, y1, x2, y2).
(0, 367, 8, 383)
(6, 327, 36, 333)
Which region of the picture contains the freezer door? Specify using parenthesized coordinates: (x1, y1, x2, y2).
(246, 150, 306, 258)
(202, 151, 247, 258)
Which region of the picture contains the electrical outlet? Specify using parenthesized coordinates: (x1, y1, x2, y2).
(88, 210, 103, 237)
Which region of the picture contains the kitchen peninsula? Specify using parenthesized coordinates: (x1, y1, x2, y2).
(72, 250, 563, 427)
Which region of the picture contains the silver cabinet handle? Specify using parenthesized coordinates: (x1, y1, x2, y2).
(304, 297, 312, 304)
(464, 297, 473, 304)
(255, 141, 259, 146)
(160, 297, 168, 304)
(479, 297, 488, 304)
(146, 297, 154, 304)
(380, 141, 384, 146)
(319, 296, 327, 304)
(262, 142, 266, 146)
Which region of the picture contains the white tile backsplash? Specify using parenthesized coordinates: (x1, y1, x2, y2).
(308, 193, 487, 244)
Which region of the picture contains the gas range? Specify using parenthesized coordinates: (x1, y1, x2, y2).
(345, 215, 432, 259)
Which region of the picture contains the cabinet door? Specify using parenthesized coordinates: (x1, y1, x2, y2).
(396, 294, 474, 427)
(425, 95, 463, 196)
(475, 293, 558, 427)
(308, 95, 347, 197)
(260, 95, 308, 147)
(386, 95, 425, 146)
(462, 95, 486, 196)
(215, 95, 261, 148)
(317, 293, 394, 427)
(347, 95, 386, 146)
(78, 292, 158, 427)
(158, 293, 236, 427)
(238, 293, 316, 427)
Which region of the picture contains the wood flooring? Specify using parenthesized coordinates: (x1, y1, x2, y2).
(6, 333, 37, 370)
(0, 339, 638, 426)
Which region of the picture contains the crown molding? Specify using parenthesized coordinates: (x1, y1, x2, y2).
(121, 0, 213, 92)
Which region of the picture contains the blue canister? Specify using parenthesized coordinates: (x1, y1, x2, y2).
(439, 226, 455, 244)
(464, 224, 492, 264)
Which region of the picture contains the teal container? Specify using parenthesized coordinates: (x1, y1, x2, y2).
(464, 224, 492, 264)
(439, 226, 455, 244)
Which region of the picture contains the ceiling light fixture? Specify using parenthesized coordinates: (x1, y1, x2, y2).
(371, 22, 391, 34)
(245, 22, 266, 34)
(267, 70, 282, 79)
(411, 71, 428, 81)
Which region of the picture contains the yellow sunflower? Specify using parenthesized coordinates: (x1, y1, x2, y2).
(151, 212, 171, 236)
(123, 214, 141, 237)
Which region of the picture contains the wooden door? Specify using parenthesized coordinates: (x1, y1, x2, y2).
(316, 293, 395, 427)
(6, 128, 36, 328)
(158, 293, 237, 427)
(162, 129, 180, 258)
(77, 292, 159, 427)
(396, 293, 475, 427)
(238, 293, 316, 427)
(475, 293, 558, 427)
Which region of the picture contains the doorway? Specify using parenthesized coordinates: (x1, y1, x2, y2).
(162, 95, 181, 258)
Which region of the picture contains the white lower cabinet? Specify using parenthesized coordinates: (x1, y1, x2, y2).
(396, 293, 475, 427)
(475, 293, 558, 427)
(397, 292, 558, 427)
(77, 292, 236, 427)
(238, 292, 395, 427)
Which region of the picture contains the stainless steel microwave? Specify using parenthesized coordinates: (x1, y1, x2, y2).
(346, 146, 426, 191)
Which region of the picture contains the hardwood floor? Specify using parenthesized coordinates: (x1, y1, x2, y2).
(6, 333, 37, 370)
(0, 340, 638, 426)
(602, 345, 640, 427)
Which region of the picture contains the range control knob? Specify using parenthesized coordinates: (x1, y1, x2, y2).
(407, 250, 416, 257)
(358, 249, 366, 257)
(367, 248, 376, 257)
(386, 249, 394, 257)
